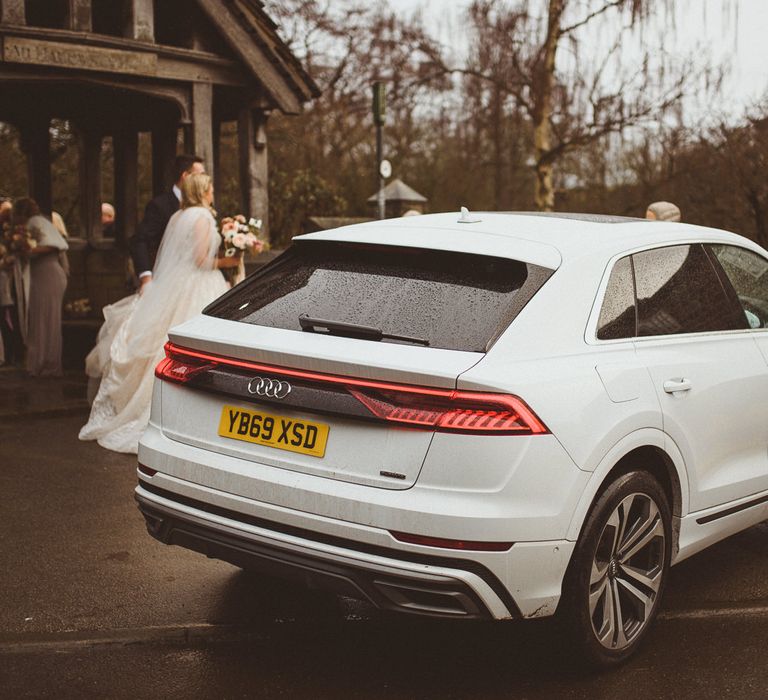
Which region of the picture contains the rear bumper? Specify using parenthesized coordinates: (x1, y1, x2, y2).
(136, 482, 516, 619)
(137, 421, 579, 619)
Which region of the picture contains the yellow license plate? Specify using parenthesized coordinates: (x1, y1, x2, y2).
(218, 405, 329, 458)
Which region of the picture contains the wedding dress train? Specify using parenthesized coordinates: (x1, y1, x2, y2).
(79, 206, 228, 454)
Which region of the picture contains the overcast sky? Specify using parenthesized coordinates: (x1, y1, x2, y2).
(386, 0, 768, 114)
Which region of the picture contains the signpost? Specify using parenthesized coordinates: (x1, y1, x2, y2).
(372, 81, 386, 219)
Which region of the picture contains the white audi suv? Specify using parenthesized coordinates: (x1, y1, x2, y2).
(136, 211, 768, 666)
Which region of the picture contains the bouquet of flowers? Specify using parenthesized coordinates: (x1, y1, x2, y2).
(220, 215, 266, 256)
(0, 223, 37, 271)
(219, 214, 267, 285)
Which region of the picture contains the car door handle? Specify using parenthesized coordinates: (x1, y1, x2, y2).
(663, 378, 692, 394)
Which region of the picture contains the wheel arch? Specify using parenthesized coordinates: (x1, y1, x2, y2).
(566, 429, 688, 555)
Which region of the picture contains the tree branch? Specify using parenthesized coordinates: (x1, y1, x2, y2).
(559, 0, 624, 36)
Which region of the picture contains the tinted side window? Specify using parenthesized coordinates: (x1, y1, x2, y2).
(597, 257, 636, 339)
(632, 244, 748, 336)
(708, 245, 768, 329)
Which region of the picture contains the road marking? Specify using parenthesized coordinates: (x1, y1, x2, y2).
(0, 623, 268, 655)
(659, 604, 768, 621)
(2, 605, 768, 654)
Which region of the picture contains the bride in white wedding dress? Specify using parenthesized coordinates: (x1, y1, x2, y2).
(79, 173, 236, 454)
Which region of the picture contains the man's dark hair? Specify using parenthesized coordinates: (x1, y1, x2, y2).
(173, 154, 203, 183)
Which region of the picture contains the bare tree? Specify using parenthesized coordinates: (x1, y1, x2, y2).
(530, 0, 681, 210)
(424, 0, 730, 210)
(262, 0, 444, 240)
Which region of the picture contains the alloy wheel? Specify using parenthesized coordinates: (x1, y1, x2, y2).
(589, 492, 666, 650)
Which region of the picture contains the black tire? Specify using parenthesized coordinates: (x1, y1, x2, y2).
(559, 470, 672, 668)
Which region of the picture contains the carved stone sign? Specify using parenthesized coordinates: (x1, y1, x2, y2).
(3, 38, 157, 76)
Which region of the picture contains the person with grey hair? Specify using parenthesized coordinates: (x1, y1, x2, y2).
(645, 201, 681, 222)
(101, 203, 115, 238)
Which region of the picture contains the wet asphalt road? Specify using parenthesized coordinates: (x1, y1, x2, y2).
(1, 412, 767, 699)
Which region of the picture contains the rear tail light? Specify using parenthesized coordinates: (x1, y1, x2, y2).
(155, 342, 548, 436)
(154, 349, 214, 384)
(349, 387, 546, 435)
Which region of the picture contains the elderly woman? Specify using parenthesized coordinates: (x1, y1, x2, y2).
(13, 198, 69, 377)
(645, 201, 681, 222)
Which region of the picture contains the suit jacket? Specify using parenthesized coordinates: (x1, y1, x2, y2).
(129, 191, 180, 275)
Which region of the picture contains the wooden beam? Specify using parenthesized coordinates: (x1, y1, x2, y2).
(129, 0, 154, 42)
(152, 123, 177, 196)
(194, 2, 302, 114)
(156, 55, 245, 87)
(238, 108, 269, 238)
(0, 29, 249, 87)
(1, 0, 25, 25)
(212, 117, 222, 196)
(68, 0, 92, 32)
(182, 124, 193, 155)
(0, 70, 193, 133)
(20, 119, 52, 216)
(191, 82, 214, 182)
(114, 130, 138, 246)
(4, 36, 157, 76)
(79, 129, 102, 242)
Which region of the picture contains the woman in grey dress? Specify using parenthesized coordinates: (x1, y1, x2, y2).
(13, 198, 69, 377)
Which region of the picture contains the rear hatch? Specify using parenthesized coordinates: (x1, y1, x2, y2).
(158, 239, 554, 490)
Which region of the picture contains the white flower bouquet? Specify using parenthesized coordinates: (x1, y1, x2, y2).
(220, 215, 266, 257)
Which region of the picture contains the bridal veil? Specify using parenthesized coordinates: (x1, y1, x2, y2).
(80, 206, 228, 453)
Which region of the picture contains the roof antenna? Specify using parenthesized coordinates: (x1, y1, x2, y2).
(457, 206, 481, 224)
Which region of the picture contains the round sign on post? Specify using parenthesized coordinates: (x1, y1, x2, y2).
(379, 159, 392, 179)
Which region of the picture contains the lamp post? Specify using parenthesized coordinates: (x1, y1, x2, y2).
(372, 81, 386, 220)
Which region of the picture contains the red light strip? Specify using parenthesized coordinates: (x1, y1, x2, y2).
(390, 530, 513, 552)
(159, 342, 548, 434)
(162, 342, 459, 397)
(138, 463, 157, 477)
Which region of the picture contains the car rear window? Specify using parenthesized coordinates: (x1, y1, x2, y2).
(204, 241, 554, 352)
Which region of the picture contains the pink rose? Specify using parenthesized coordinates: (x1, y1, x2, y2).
(243, 233, 264, 253)
(232, 232, 247, 249)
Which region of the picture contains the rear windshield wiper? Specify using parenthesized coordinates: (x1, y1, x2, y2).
(299, 314, 430, 346)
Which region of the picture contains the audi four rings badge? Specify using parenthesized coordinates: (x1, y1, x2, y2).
(247, 377, 292, 399)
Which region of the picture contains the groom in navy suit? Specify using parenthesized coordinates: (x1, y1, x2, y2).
(129, 154, 205, 292)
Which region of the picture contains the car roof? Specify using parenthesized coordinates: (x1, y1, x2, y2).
(295, 211, 763, 270)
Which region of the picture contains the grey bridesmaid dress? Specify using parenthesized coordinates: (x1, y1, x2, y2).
(26, 251, 67, 376)
(24, 214, 68, 377)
